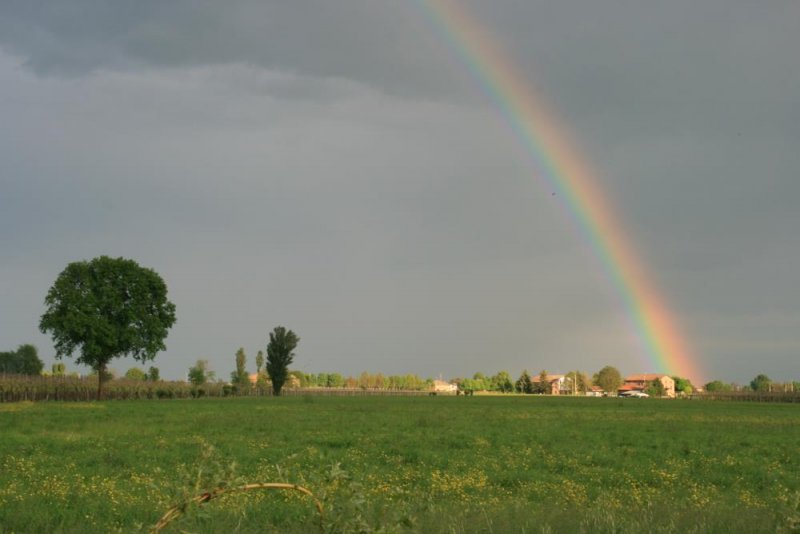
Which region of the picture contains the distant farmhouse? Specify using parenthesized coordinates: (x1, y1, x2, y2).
(531, 374, 571, 395)
(432, 380, 458, 394)
(620, 374, 675, 398)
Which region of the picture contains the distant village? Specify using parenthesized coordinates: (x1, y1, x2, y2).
(433, 373, 678, 397)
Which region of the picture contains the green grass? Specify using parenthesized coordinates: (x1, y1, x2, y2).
(1, 396, 798, 532)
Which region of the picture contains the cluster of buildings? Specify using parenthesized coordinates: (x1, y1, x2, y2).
(532, 373, 676, 398)
(433, 374, 677, 397)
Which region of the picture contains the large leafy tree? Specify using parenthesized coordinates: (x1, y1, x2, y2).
(266, 326, 299, 396)
(593, 365, 623, 395)
(39, 256, 176, 399)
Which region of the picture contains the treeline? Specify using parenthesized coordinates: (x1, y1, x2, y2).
(704, 375, 799, 394)
(301, 372, 432, 390)
(4, 343, 799, 402)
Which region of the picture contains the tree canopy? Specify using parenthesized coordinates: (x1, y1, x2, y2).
(593, 366, 623, 395)
(266, 326, 299, 396)
(124, 367, 147, 381)
(188, 359, 214, 386)
(515, 370, 533, 394)
(565, 371, 590, 394)
(0, 344, 44, 375)
(750, 374, 772, 392)
(39, 256, 176, 399)
(672, 376, 694, 395)
(704, 380, 731, 392)
(490, 371, 514, 393)
(534, 370, 550, 394)
(231, 347, 250, 391)
(645, 379, 666, 397)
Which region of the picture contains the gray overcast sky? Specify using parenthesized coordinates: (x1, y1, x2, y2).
(1, 1, 798, 384)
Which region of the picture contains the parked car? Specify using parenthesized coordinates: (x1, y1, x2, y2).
(620, 390, 649, 398)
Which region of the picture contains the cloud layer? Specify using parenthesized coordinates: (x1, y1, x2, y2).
(1, 1, 798, 383)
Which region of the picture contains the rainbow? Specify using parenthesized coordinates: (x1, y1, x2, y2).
(417, 0, 703, 383)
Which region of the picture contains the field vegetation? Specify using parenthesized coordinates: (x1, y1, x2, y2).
(1, 396, 798, 532)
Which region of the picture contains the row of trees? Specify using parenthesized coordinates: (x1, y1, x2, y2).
(187, 327, 300, 395)
(201, 352, 436, 392)
(705, 375, 799, 393)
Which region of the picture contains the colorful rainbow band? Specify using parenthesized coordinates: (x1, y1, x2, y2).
(416, 0, 702, 383)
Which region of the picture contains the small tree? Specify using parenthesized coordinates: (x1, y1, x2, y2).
(672, 376, 693, 396)
(750, 374, 772, 392)
(231, 347, 250, 391)
(125, 367, 147, 381)
(565, 371, 590, 395)
(535, 370, 551, 394)
(147, 366, 161, 381)
(266, 326, 299, 396)
(593, 366, 623, 396)
(255, 350, 265, 374)
(326, 373, 344, 388)
(704, 380, 731, 392)
(645, 379, 665, 397)
(490, 371, 514, 393)
(516, 370, 533, 394)
(52, 362, 66, 376)
(188, 359, 213, 386)
(39, 256, 176, 399)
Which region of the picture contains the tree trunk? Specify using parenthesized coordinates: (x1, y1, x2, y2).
(97, 363, 106, 400)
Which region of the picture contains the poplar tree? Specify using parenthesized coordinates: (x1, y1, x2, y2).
(266, 327, 299, 396)
(231, 347, 250, 390)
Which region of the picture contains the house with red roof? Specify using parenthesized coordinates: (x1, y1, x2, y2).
(530, 374, 570, 395)
(621, 374, 675, 398)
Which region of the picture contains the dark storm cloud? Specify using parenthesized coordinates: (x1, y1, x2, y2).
(0, 0, 469, 96)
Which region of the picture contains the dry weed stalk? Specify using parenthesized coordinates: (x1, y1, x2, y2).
(150, 482, 323, 533)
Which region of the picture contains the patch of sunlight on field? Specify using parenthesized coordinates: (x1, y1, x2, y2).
(0, 401, 37, 412)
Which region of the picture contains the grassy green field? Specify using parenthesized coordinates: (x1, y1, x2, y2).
(1, 396, 798, 533)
